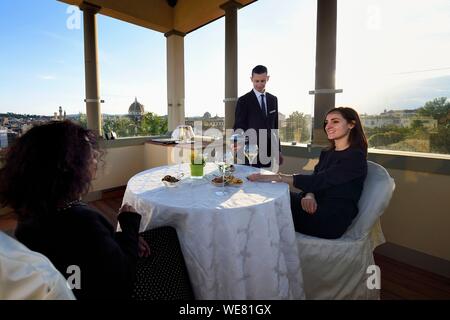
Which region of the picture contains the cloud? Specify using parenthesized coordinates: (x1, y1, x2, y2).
(37, 75, 56, 80)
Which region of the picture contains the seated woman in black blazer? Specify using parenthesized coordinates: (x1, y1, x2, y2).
(248, 107, 368, 239)
(0, 120, 193, 300)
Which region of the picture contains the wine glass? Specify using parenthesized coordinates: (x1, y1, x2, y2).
(244, 143, 259, 166)
(172, 125, 195, 144)
(214, 152, 228, 196)
(229, 133, 245, 164)
(223, 150, 234, 176)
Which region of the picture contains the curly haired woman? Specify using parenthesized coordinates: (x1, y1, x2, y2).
(0, 120, 193, 300)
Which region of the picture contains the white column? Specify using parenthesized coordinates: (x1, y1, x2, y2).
(165, 30, 186, 132)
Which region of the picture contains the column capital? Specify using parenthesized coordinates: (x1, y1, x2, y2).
(164, 30, 186, 38)
(220, 0, 243, 11)
(79, 1, 101, 14)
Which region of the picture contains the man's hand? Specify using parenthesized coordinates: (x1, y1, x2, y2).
(301, 193, 317, 214)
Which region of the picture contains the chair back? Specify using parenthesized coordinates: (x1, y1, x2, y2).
(344, 161, 395, 240)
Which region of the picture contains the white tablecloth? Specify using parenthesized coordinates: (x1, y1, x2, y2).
(123, 163, 304, 300)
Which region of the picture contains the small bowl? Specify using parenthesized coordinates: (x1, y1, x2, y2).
(162, 180, 180, 188)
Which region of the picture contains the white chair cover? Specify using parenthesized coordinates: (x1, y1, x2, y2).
(0, 231, 75, 300)
(296, 161, 395, 299)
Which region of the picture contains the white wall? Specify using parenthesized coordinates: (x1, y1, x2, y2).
(91, 145, 146, 192)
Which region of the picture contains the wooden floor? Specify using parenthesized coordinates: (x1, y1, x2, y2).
(1, 190, 450, 300)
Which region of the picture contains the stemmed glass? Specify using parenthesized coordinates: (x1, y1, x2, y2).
(214, 152, 228, 196)
(244, 143, 259, 166)
(171, 125, 194, 179)
(176, 159, 184, 180)
(230, 133, 245, 165)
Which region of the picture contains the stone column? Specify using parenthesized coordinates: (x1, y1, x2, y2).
(220, 0, 242, 131)
(80, 2, 102, 137)
(165, 30, 186, 132)
(312, 0, 337, 146)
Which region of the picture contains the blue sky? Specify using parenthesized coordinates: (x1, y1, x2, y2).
(1, 0, 450, 117)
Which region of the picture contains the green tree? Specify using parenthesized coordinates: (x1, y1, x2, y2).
(77, 113, 87, 129)
(430, 123, 450, 153)
(418, 97, 450, 124)
(101, 113, 168, 138)
(283, 111, 311, 143)
(411, 119, 425, 131)
(139, 112, 168, 136)
(417, 97, 450, 154)
(102, 116, 136, 137)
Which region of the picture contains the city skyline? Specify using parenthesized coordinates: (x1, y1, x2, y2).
(1, 0, 450, 117)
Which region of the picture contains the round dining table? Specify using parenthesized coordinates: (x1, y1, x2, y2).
(122, 163, 304, 300)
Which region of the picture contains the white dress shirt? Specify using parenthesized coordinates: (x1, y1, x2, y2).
(0, 231, 75, 300)
(252, 88, 268, 113)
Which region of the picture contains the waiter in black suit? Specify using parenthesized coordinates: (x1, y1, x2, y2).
(233, 65, 283, 169)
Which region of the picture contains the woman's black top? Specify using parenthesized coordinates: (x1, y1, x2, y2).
(293, 147, 367, 203)
(291, 147, 367, 238)
(15, 203, 141, 300)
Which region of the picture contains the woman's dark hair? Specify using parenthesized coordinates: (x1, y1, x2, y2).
(323, 107, 368, 154)
(0, 120, 100, 221)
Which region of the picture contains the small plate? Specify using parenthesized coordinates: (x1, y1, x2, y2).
(211, 181, 226, 187)
(210, 176, 243, 187)
(227, 177, 243, 187)
(162, 180, 180, 188)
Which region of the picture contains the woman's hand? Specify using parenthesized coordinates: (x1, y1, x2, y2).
(138, 236, 151, 258)
(118, 204, 149, 257)
(247, 173, 274, 182)
(301, 193, 317, 214)
(119, 203, 137, 214)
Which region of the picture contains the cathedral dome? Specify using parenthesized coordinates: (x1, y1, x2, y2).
(128, 97, 145, 116)
(203, 112, 211, 119)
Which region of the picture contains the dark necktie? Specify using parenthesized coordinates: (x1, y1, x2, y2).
(261, 94, 267, 116)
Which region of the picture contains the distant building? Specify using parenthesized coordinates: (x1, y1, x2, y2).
(7, 131, 18, 146)
(0, 128, 7, 148)
(185, 113, 224, 133)
(21, 123, 33, 134)
(128, 97, 145, 120)
(186, 111, 287, 136)
(361, 109, 437, 129)
(53, 106, 66, 121)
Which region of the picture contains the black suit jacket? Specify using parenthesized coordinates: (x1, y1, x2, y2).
(234, 90, 278, 133)
(15, 203, 141, 300)
(233, 90, 280, 167)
